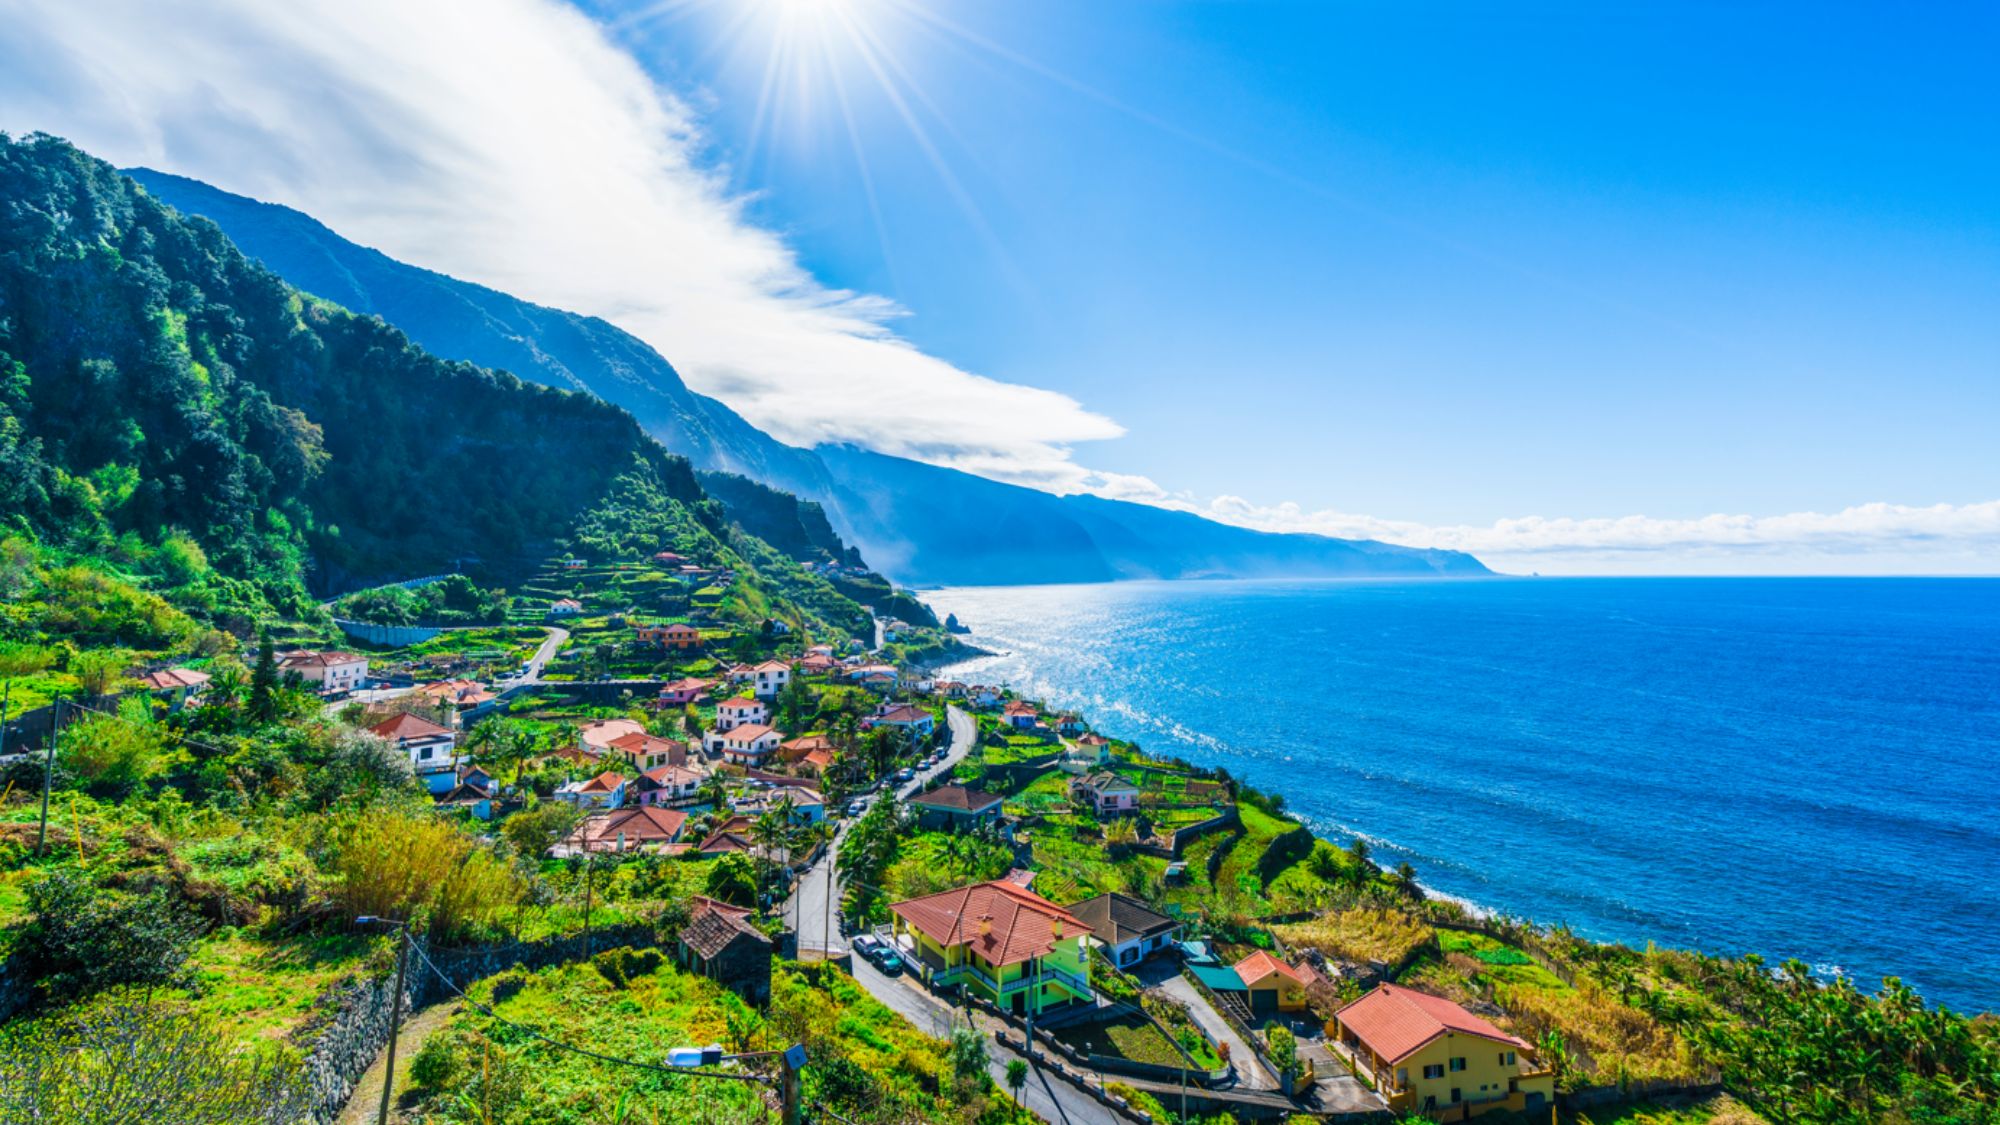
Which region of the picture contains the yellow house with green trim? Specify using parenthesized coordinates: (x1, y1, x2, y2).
(888, 880, 1094, 1016)
(1334, 983, 1556, 1120)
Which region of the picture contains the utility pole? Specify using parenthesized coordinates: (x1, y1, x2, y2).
(584, 855, 595, 956)
(360, 917, 412, 1125)
(36, 698, 61, 855)
(0, 679, 12, 760)
(779, 1043, 806, 1125)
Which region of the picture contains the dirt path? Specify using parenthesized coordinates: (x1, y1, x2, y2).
(335, 1001, 460, 1125)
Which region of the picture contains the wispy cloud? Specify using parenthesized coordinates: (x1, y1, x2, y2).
(1191, 497, 2000, 575)
(0, 0, 1123, 486)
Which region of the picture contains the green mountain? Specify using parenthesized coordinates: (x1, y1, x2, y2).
(118, 169, 1492, 586)
(0, 133, 870, 639)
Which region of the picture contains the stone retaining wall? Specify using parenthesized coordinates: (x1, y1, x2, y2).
(293, 924, 655, 1124)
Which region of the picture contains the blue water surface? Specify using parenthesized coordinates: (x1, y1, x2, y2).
(923, 577, 2000, 1013)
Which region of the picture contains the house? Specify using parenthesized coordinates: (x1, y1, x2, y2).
(433, 766, 500, 820)
(796, 653, 838, 676)
(634, 763, 707, 806)
(413, 679, 499, 720)
(367, 712, 460, 793)
(1068, 893, 1180, 968)
(908, 784, 1005, 832)
(141, 667, 210, 710)
(1335, 983, 1554, 1119)
(889, 880, 1094, 1017)
(547, 598, 583, 618)
(749, 659, 793, 699)
(724, 663, 757, 685)
(776, 734, 836, 766)
(563, 558, 588, 570)
(555, 771, 628, 810)
(651, 550, 687, 565)
(658, 678, 713, 706)
(716, 723, 782, 765)
(569, 805, 689, 853)
(1001, 700, 1040, 730)
(1234, 950, 1311, 1015)
(635, 622, 703, 650)
(1072, 771, 1141, 816)
(868, 703, 936, 740)
(677, 896, 773, 1003)
(579, 719, 648, 754)
(703, 697, 769, 751)
(280, 650, 369, 695)
(968, 685, 1002, 709)
(933, 680, 967, 700)
(763, 617, 792, 635)
(695, 819, 758, 855)
(733, 787, 825, 825)
(1055, 713, 1087, 736)
(845, 664, 899, 687)
(606, 732, 687, 771)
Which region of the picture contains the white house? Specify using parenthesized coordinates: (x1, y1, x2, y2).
(1069, 893, 1181, 968)
(750, 659, 793, 700)
(635, 763, 707, 806)
(280, 650, 369, 695)
(1002, 700, 1041, 730)
(367, 712, 460, 793)
(556, 770, 628, 810)
(717, 723, 782, 765)
(869, 703, 937, 740)
(968, 685, 1002, 709)
(711, 697, 769, 732)
(1073, 771, 1142, 816)
(734, 787, 825, 825)
(548, 598, 583, 618)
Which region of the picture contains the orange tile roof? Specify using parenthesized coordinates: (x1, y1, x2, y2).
(718, 697, 764, 711)
(141, 667, 210, 690)
(578, 805, 687, 849)
(368, 712, 455, 741)
(1335, 982, 1531, 1064)
(724, 723, 777, 742)
(1234, 950, 1304, 988)
(576, 771, 627, 794)
(890, 880, 1087, 968)
(608, 732, 687, 757)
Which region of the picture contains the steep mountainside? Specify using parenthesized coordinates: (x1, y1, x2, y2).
(0, 134, 871, 637)
(123, 168, 837, 496)
(128, 169, 1491, 586)
(815, 446, 1490, 585)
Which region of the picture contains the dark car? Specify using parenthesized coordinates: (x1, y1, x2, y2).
(851, 935, 903, 974)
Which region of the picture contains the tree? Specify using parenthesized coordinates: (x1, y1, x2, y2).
(502, 802, 582, 859)
(1005, 1058, 1029, 1104)
(247, 630, 279, 722)
(948, 1028, 989, 1095)
(1266, 1023, 1299, 1090)
(17, 872, 202, 1004)
(704, 852, 759, 907)
(59, 699, 169, 793)
(68, 649, 134, 702)
(0, 994, 309, 1125)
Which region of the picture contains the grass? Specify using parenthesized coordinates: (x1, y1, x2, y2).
(178, 930, 376, 1040)
(1273, 907, 1434, 965)
(411, 959, 1033, 1125)
(1054, 1014, 1191, 1069)
(1568, 1094, 1767, 1125)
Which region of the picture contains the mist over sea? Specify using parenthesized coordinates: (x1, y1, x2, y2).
(924, 577, 2000, 1013)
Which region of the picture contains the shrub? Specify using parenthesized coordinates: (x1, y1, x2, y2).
(16, 871, 202, 1004)
(408, 1033, 462, 1090)
(0, 993, 308, 1125)
(321, 810, 524, 943)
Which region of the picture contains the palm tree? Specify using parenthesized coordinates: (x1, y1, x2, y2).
(698, 772, 728, 813)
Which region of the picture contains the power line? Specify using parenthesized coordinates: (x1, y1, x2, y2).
(400, 933, 772, 1087)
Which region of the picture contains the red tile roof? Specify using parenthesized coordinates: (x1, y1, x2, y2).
(1002, 700, 1038, 715)
(875, 705, 931, 724)
(576, 771, 627, 794)
(1234, 950, 1304, 988)
(1335, 983, 1531, 1063)
(909, 784, 1003, 813)
(608, 732, 687, 758)
(724, 723, 778, 742)
(281, 650, 364, 667)
(141, 668, 210, 690)
(681, 895, 770, 958)
(890, 881, 1087, 968)
(718, 697, 764, 712)
(577, 806, 687, 849)
(367, 712, 455, 741)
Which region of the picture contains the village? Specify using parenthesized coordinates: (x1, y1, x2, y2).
(131, 547, 1648, 1125)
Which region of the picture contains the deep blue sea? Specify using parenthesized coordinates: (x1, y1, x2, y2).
(924, 577, 2000, 1014)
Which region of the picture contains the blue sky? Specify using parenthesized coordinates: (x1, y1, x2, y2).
(603, 0, 1998, 527)
(2, 0, 1995, 571)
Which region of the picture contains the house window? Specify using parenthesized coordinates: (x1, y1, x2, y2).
(1449, 1057, 1467, 1072)
(1423, 1064, 1445, 1080)
(1396, 1067, 1409, 1088)
(1450, 1088, 1462, 1104)
(1501, 1050, 1516, 1066)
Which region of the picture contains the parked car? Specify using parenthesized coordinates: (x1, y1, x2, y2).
(850, 936, 904, 974)
(852, 934, 884, 959)
(893, 768, 914, 782)
(846, 801, 866, 817)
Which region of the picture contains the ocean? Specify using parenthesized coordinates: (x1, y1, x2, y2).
(922, 577, 2000, 1014)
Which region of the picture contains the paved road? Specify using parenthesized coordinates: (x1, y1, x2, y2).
(849, 956, 1124, 1125)
(791, 705, 979, 956)
(1141, 966, 1278, 1091)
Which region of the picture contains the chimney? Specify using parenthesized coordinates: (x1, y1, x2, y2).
(1052, 918, 1063, 939)
(978, 914, 992, 937)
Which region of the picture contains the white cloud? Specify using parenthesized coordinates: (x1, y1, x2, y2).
(1, 1, 1992, 576)
(1191, 497, 2000, 575)
(0, 0, 1124, 486)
